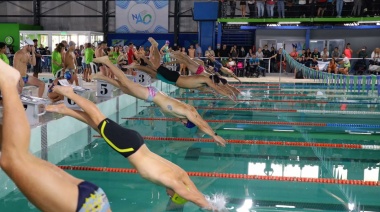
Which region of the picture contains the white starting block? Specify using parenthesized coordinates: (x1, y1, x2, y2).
(134, 70, 151, 86)
(58, 79, 91, 109)
(20, 95, 50, 125)
(96, 80, 114, 98)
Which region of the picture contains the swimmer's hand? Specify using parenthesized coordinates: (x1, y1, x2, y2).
(213, 135, 227, 147)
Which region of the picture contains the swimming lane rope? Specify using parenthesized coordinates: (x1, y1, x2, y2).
(57, 165, 380, 186)
(122, 117, 380, 128)
(141, 106, 380, 115)
(91, 135, 380, 150)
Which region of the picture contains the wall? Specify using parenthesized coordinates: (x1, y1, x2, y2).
(0, 0, 198, 33)
(255, 28, 380, 54)
(310, 29, 380, 54)
(107, 33, 198, 48)
(0, 23, 42, 51)
(255, 29, 307, 49)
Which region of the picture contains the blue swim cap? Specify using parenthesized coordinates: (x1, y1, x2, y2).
(64, 71, 72, 80)
(185, 120, 196, 128)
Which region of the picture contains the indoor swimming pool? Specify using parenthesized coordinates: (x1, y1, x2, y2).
(0, 82, 379, 212)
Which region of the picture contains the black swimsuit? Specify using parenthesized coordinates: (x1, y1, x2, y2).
(98, 118, 145, 158)
(156, 65, 180, 84)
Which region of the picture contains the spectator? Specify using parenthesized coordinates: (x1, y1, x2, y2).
(239, 47, 246, 58)
(240, 0, 247, 17)
(338, 52, 350, 74)
(266, 0, 276, 17)
(311, 48, 321, 59)
(205, 46, 215, 57)
(215, 43, 221, 57)
(229, 0, 236, 18)
(195, 43, 202, 58)
(230, 45, 238, 59)
(317, 0, 328, 17)
(344, 43, 353, 58)
(32, 39, 42, 78)
(310, 57, 320, 70)
(371, 48, 380, 65)
(247, 1, 256, 18)
(332, 47, 340, 58)
(327, 57, 339, 73)
(351, 0, 363, 16)
(334, 0, 344, 17)
(219, 44, 229, 59)
(321, 47, 329, 61)
(188, 45, 195, 59)
(256, 48, 264, 60)
(289, 47, 299, 59)
(0, 42, 10, 65)
(357, 46, 368, 58)
(309, 0, 317, 18)
(257, 0, 265, 18)
(277, 0, 286, 18)
(298, 0, 307, 18)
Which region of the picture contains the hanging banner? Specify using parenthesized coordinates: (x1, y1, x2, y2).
(116, 0, 169, 33)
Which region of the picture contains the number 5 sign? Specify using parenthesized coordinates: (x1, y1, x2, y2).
(96, 80, 114, 97)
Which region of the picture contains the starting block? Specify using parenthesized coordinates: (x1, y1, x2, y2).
(21, 95, 50, 125)
(134, 70, 151, 86)
(58, 79, 91, 109)
(96, 80, 114, 98)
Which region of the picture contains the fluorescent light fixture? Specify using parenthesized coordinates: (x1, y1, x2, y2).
(278, 21, 300, 24)
(227, 22, 248, 25)
(310, 41, 318, 43)
(276, 205, 296, 208)
(273, 129, 294, 132)
(267, 24, 280, 27)
(237, 199, 253, 212)
(223, 128, 244, 131)
(344, 23, 359, 26)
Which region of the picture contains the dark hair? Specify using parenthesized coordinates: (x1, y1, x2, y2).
(0, 42, 6, 49)
(55, 43, 65, 52)
(99, 41, 107, 45)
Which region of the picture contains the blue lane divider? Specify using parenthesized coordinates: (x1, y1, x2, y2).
(326, 123, 380, 128)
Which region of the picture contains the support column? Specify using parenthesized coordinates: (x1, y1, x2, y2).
(33, 0, 41, 26)
(305, 29, 311, 49)
(102, 0, 109, 41)
(217, 22, 222, 48)
(173, 0, 180, 46)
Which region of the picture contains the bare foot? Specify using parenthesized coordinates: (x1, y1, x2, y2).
(93, 56, 110, 64)
(0, 60, 21, 86)
(52, 86, 74, 96)
(46, 103, 68, 114)
(148, 37, 158, 47)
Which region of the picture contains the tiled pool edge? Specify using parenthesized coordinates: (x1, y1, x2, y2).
(0, 81, 178, 199)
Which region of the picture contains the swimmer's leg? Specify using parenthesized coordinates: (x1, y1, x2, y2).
(0, 60, 81, 212)
(148, 37, 161, 69)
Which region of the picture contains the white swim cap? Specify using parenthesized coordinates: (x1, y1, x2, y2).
(24, 39, 34, 46)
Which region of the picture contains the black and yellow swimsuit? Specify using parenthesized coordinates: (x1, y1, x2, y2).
(97, 118, 145, 157)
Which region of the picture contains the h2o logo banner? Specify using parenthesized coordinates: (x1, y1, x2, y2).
(128, 3, 156, 32)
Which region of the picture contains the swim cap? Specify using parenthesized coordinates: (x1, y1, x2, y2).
(166, 40, 170, 44)
(69, 41, 76, 46)
(24, 39, 34, 46)
(185, 120, 196, 128)
(64, 71, 72, 80)
(171, 193, 188, 205)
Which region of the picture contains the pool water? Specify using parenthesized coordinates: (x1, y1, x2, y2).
(1, 82, 380, 212)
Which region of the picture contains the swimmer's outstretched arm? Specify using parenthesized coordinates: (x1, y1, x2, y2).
(204, 78, 235, 101)
(185, 106, 227, 147)
(0, 60, 92, 212)
(220, 67, 241, 82)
